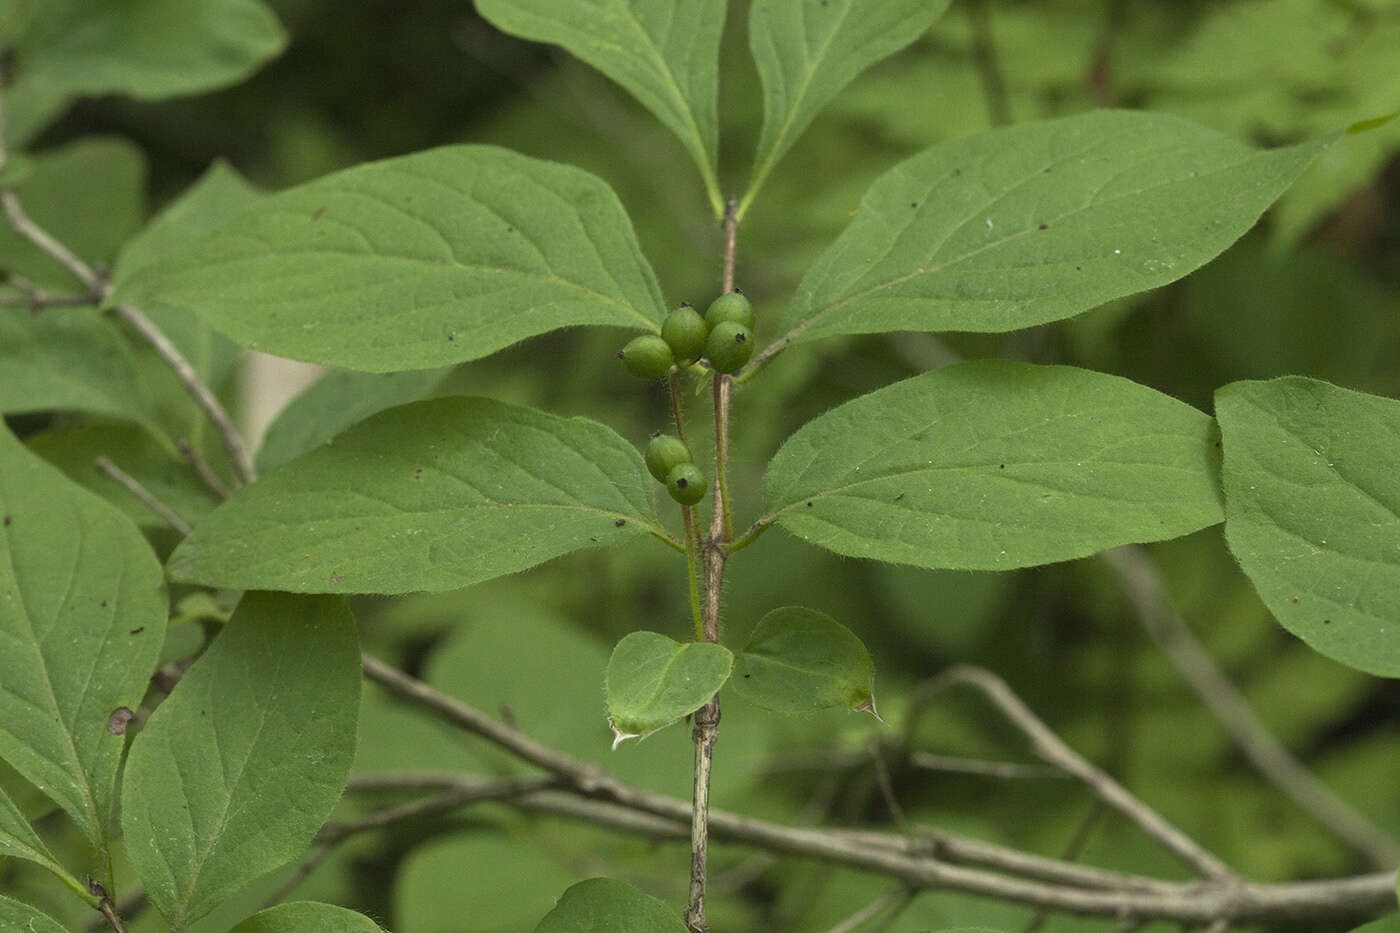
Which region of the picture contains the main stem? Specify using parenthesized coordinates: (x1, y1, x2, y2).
(685, 199, 739, 933)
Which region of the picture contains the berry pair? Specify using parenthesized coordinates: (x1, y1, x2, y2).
(645, 434, 706, 505)
(619, 291, 755, 379)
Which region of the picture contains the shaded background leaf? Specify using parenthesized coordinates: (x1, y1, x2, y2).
(729, 606, 874, 715)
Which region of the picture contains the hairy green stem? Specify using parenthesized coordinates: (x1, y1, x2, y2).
(683, 506, 704, 641)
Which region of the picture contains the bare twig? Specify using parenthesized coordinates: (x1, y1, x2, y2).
(1102, 545, 1400, 868)
(350, 659, 1398, 927)
(96, 898, 128, 933)
(111, 302, 256, 485)
(824, 885, 914, 933)
(94, 457, 192, 535)
(177, 439, 231, 499)
(686, 195, 742, 933)
(262, 776, 557, 908)
(346, 773, 1398, 926)
(0, 181, 256, 487)
(913, 665, 1235, 881)
(909, 752, 1068, 781)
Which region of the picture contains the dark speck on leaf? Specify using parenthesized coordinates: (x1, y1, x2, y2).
(1322, 619, 1331, 625)
(100, 600, 107, 608)
(332, 574, 343, 584)
(910, 202, 918, 208)
(999, 464, 1005, 469)
(312, 207, 326, 220)
(2, 515, 10, 526)
(415, 468, 423, 478)
(1038, 223, 1048, 230)
(806, 501, 813, 507)
(448, 334, 455, 341)
(615, 518, 626, 527)
(129, 627, 144, 635)
(894, 492, 905, 501)
(744, 673, 751, 678)
(1075, 266, 1081, 271)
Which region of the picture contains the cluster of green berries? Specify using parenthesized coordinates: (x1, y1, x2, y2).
(645, 433, 706, 505)
(618, 290, 755, 380)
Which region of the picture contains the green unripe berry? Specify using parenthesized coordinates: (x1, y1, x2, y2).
(705, 321, 753, 374)
(618, 334, 674, 379)
(661, 305, 708, 362)
(666, 462, 707, 505)
(704, 290, 755, 331)
(645, 434, 693, 484)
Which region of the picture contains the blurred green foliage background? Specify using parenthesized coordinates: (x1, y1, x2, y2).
(5, 1, 1399, 930)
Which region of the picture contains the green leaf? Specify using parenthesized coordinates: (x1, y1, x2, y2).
(1216, 377, 1400, 677)
(0, 782, 67, 880)
(535, 878, 687, 932)
(255, 368, 454, 474)
(121, 593, 360, 930)
(9, 0, 285, 104)
(125, 145, 667, 372)
(227, 901, 386, 932)
(112, 160, 265, 293)
(1348, 914, 1400, 933)
(25, 423, 221, 533)
(0, 311, 170, 441)
(0, 137, 146, 290)
(0, 894, 67, 933)
(742, 0, 951, 218)
(168, 397, 663, 594)
(605, 632, 733, 745)
(762, 360, 1224, 570)
(729, 607, 875, 715)
(777, 111, 1334, 346)
(0, 424, 167, 846)
(476, 0, 725, 215)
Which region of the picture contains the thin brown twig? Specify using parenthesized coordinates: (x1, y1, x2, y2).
(350, 656, 1399, 926)
(824, 884, 914, 933)
(94, 457, 192, 535)
(345, 773, 1397, 926)
(909, 752, 1068, 780)
(1101, 545, 1400, 868)
(177, 439, 231, 499)
(913, 665, 1235, 881)
(261, 776, 558, 909)
(96, 898, 128, 933)
(686, 196, 741, 933)
(0, 174, 256, 488)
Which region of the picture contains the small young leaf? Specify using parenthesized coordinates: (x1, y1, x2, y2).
(762, 361, 1223, 570)
(535, 878, 687, 932)
(228, 901, 387, 932)
(778, 111, 1334, 345)
(121, 592, 360, 929)
(0, 425, 167, 846)
(744, 0, 951, 216)
(1216, 377, 1400, 677)
(606, 632, 733, 745)
(729, 607, 875, 715)
(0, 895, 67, 933)
(124, 146, 667, 372)
(168, 397, 663, 594)
(477, 0, 726, 214)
